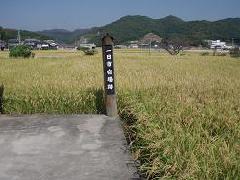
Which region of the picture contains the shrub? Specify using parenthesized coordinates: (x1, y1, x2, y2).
(230, 48, 240, 58)
(213, 49, 228, 57)
(201, 52, 210, 56)
(217, 53, 227, 56)
(9, 45, 33, 58)
(77, 46, 97, 55)
(84, 49, 97, 55)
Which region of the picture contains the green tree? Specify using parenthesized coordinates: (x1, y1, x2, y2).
(9, 45, 34, 58)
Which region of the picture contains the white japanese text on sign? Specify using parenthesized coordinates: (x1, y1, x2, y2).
(104, 45, 115, 95)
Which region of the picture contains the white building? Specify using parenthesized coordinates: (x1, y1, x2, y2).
(79, 43, 96, 50)
(209, 40, 232, 50)
(129, 44, 139, 48)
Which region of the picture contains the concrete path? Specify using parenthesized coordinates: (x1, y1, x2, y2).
(0, 115, 139, 180)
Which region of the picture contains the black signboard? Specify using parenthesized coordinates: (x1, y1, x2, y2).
(103, 45, 115, 95)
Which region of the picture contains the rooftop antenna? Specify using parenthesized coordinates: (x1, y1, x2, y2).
(17, 30, 21, 44)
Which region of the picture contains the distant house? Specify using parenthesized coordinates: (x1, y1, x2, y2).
(0, 40, 6, 51)
(40, 42, 49, 50)
(128, 33, 162, 49)
(128, 44, 139, 49)
(8, 39, 20, 49)
(128, 41, 139, 48)
(141, 33, 162, 44)
(24, 39, 58, 50)
(6, 38, 59, 50)
(36, 40, 59, 50)
(44, 40, 58, 50)
(138, 43, 149, 49)
(129, 44, 139, 48)
(24, 39, 41, 49)
(115, 45, 127, 49)
(140, 33, 162, 48)
(208, 40, 232, 50)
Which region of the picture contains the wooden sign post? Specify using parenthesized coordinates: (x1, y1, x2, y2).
(102, 34, 118, 117)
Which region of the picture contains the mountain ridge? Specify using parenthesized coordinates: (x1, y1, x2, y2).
(82, 15, 240, 46)
(37, 28, 90, 43)
(1, 15, 240, 46)
(0, 26, 50, 42)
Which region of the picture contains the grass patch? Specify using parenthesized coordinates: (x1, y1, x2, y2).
(0, 49, 240, 179)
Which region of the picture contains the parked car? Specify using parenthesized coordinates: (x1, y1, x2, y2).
(44, 40, 58, 50)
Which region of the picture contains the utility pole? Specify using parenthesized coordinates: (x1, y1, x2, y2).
(149, 40, 152, 55)
(17, 30, 21, 44)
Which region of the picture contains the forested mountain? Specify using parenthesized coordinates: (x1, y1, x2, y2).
(37, 28, 90, 44)
(82, 15, 240, 46)
(0, 27, 49, 41)
(1, 15, 240, 46)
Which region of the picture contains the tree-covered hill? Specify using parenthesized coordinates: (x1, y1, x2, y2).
(37, 29, 90, 44)
(2, 15, 240, 46)
(0, 27, 50, 41)
(82, 15, 240, 46)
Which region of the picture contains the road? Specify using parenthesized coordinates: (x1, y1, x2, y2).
(0, 114, 139, 180)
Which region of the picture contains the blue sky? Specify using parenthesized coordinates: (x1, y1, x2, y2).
(0, 0, 239, 31)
